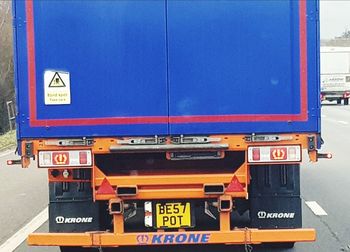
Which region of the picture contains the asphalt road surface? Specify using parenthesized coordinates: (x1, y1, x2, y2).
(1, 102, 350, 252)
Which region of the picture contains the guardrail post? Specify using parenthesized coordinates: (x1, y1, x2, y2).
(6, 100, 15, 131)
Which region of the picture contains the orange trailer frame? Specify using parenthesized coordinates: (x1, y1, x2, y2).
(21, 133, 319, 247)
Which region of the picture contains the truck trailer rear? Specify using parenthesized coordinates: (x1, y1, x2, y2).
(320, 47, 350, 105)
(11, 0, 323, 251)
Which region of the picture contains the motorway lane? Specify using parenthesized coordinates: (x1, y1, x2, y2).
(301, 103, 350, 250)
(0, 150, 47, 245)
(4, 103, 350, 252)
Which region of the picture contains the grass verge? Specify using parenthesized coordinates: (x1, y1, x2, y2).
(0, 130, 16, 151)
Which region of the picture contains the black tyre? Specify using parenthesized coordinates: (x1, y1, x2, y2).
(281, 242, 295, 248)
(344, 98, 349, 105)
(337, 98, 342, 104)
(60, 247, 98, 252)
(262, 242, 295, 249)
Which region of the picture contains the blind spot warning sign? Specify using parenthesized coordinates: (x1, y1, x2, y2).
(49, 72, 66, 87)
(44, 70, 71, 105)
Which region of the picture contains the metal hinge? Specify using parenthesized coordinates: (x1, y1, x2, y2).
(245, 134, 293, 142)
(117, 136, 166, 145)
(171, 135, 221, 144)
(44, 138, 94, 147)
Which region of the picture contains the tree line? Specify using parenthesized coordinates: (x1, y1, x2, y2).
(0, 1, 15, 134)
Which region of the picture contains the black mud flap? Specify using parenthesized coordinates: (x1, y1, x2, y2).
(249, 164, 300, 197)
(249, 164, 302, 229)
(250, 196, 302, 228)
(49, 182, 101, 233)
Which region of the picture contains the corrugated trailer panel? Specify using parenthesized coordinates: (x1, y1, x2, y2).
(13, 0, 169, 138)
(167, 0, 320, 134)
(13, 0, 320, 139)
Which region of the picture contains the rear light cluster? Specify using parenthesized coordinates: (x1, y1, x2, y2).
(248, 145, 301, 163)
(38, 150, 92, 167)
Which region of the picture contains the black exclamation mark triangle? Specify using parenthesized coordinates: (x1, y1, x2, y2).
(49, 72, 66, 87)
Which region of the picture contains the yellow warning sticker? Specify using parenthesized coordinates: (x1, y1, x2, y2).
(49, 72, 66, 87)
(44, 70, 71, 105)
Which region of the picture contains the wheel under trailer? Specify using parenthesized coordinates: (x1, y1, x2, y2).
(21, 133, 320, 248)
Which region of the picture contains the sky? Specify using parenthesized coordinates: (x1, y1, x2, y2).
(320, 0, 350, 39)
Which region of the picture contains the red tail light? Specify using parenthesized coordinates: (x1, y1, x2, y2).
(248, 145, 301, 163)
(317, 153, 333, 159)
(252, 148, 260, 161)
(38, 150, 92, 167)
(79, 151, 88, 164)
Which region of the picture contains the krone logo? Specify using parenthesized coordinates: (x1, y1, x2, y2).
(55, 216, 93, 224)
(136, 234, 149, 245)
(55, 216, 64, 224)
(257, 211, 267, 219)
(257, 211, 295, 219)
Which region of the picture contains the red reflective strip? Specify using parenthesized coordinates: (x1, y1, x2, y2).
(170, 114, 305, 124)
(29, 117, 169, 127)
(26, 0, 308, 126)
(299, 0, 308, 121)
(26, 0, 37, 125)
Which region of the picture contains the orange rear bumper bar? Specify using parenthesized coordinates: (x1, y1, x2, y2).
(28, 229, 316, 247)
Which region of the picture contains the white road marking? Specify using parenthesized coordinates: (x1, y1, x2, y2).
(337, 120, 349, 125)
(0, 207, 48, 252)
(0, 150, 14, 158)
(323, 117, 349, 125)
(305, 201, 328, 216)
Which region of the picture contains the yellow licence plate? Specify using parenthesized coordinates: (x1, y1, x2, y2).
(155, 202, 192, 228)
